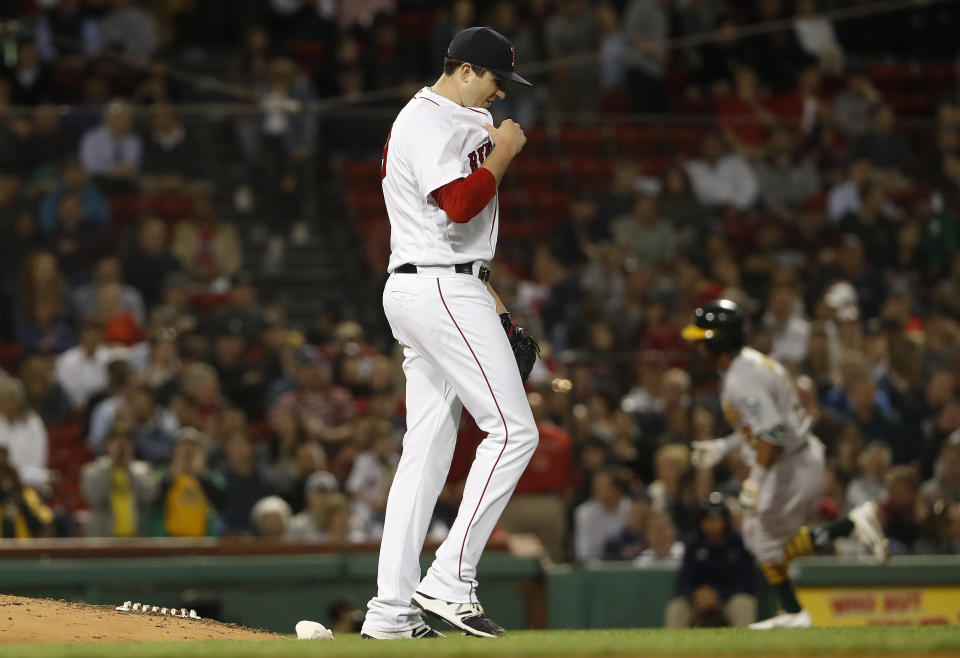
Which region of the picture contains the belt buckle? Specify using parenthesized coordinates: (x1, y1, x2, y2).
(477, 264, 491, 283)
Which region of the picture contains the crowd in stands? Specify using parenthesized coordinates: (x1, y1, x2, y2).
(1, 3, 960, 607)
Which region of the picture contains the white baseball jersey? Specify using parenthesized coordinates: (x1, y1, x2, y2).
(723, 348, 824, 564)
(382, 87, 499, 272)
(721, 347, 811, 454)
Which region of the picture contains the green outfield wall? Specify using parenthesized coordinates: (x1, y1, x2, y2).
(0, 552, 956, 632)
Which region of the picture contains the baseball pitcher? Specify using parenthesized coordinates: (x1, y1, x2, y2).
(361, 27, 538, 640)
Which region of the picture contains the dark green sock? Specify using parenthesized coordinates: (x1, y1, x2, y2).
(774, 579, 803, 614)
(809, 518, 855, 548)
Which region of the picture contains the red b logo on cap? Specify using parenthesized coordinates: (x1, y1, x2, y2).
(511, 47, 517, 68)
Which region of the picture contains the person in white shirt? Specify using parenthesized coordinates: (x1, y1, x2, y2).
(573, 469, 631, 562)
(684, 133, 759, 211)
(54, 320, 116, 410)
(362, 26, 536, 640)
(762, 283, 811, 368)
(634, 509, 685, 565)
(0, 378, 49, 489)
(346, 428, 398, 536)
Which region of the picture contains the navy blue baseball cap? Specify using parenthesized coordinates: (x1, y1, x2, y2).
(446, 27, 532, 87)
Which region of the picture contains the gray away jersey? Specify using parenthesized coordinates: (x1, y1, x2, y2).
(721, 347, 811, 454)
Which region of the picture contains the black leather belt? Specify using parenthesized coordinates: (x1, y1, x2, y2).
(394, 262, 491, 283)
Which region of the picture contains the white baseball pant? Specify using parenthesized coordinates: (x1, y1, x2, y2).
(363, 264, 538, 633)
(742, 436, 826, 564)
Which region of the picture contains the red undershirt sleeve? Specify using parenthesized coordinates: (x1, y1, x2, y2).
(430, 167, 496, 224)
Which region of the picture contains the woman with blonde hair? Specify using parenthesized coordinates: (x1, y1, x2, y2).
(0, 377, 49, 490)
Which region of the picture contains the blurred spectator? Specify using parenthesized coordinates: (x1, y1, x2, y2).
(545, 0, 598, 112)
(7, 41, 53, 106)
(17, 295, 77, 355)
(756, 128, 820, 214)
(268, 348, 356, 446)
(717, 67, 775, 155)
(884, 465, 923, 554)
(792, 0, 843, 72)
(87, 357, 136, 454)
(141, 103, 199, 191)
(38, 158, 110, 235)
(250, 495, 291, 538)
(121, 217, 179, 307)
(210, 312, 266, 417)
(171, 190, 242, 285)
(649, 444, 691, 511)
(665, 496, 756, 628)
(827, 157, 873, 224)
(684, 132, 759, 211)
(45, 191, 108, 283)
(34, 0, 102, 64)
(18, 354, 72, 424)
(15, 250, 69, 330)
(762, 283, 810, 368)
(288, 469, 340, 538)
(22, 104, 72, 173)
(79, 100, 142, 187)
(156, 427, 225, 537)
(847, 441, 892, 509)
(922, 434, 960, 506)
(851, 104, 913, 175)
(54, 319, 117, 410)
(573, 468, 631, 562)
(603, 494, 651, 560)
(220, 430, 277, 535)
(741, 0, 810, 94)
(622, 0, 669, 112)
(99, 0, 159, 60)
(610, 193, 676, 267)
(634, 508, 685, 564)
(81, 426, 157, 537)
(275, 441, 328, 514)
(0, 377, 49, 490)
(429, 0, 474, 73)
(345, 421, 397, 536)
(73, 256, 146, 326)
(0, 445, 52, 539)
(688, 18, 748, 99)
(127, 385, 177, 464)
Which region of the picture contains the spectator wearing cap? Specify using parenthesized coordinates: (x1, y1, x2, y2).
(81, 425, 157, 537)
(54, 319, 117, 410)
(210, 311, 267, 418)
(79, 99, 142, 186)
(0, 445, 52, 539)
(288, 470, 340, 538)
(250, 495, 291, 538)
(0, 378, 49, 490)
(573, 469, 631, 562)
(155, 427, 226, 537)
(220, 430, 277, 535)
(268, 347, 356, 446)
(666, 495, 756, 628)
(634, 508, 684, 564)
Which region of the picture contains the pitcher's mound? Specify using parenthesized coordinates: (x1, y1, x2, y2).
(0, 594, 282, 644)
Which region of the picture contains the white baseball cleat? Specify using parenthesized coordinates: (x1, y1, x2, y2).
(360, 623, 445, 639)
(295, 620, 334, 640)
(749, 609, 812, 629)
(849, 501, 890, 563)
(412, 591, 505, 638)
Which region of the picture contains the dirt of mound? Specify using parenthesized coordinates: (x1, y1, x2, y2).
(0, 594, 282, 644)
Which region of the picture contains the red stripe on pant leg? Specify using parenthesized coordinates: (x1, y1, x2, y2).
(437, 278, 509, 604)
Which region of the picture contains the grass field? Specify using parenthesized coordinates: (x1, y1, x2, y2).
(3, 627, 960, 658)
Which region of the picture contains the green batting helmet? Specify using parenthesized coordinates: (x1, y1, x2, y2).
(681, 299, 744, 353)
